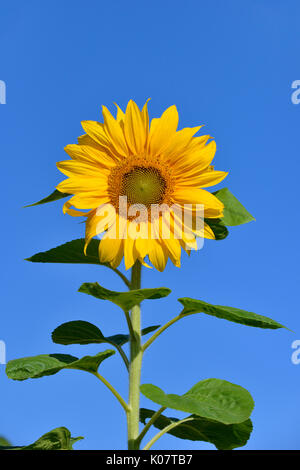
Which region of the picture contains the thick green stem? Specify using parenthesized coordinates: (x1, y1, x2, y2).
(127, 261, 143, 450)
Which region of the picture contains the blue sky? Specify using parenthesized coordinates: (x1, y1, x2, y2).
(1, 0, 300, 450)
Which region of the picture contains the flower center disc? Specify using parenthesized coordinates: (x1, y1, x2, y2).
(121, 166, 166, 207)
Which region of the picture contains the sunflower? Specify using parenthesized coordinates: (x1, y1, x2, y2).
(56, 100, 227, 271)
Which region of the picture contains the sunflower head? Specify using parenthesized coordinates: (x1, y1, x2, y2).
(119, 165, 166, 206)
(56, 100, 227, 271)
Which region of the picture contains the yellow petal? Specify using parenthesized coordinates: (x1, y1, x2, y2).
(162, 126, 202, 162)
(186, 134, 213, 152)
(57, 160, 109, 178)
(64, 192, 110, 209)
(62, 200, 90, 217)
(78, 134, 121, 162)
(124, 237, 138, 270)
(173, 188, 224, 219)
(202, 222, 216, 240)
(173, 140, 216, 175)
(148, 239, 168, 272)
(148, 105, 179, 157)
(175, 170, 228, 188)
(135, 237, 149, 259)
(78, 134, 105, 151)
(174, 187, 222, 207)
(56, 175, 108, 194)
(171, 210, 198, 249)
(139, 258, 152, 268)
(114, 103, 125, 123)
(102, 106, 129, 157)
(141, 99, 150, 139)
(124, 100, 147, 154)
(81, 120, 116, 155)
(84, 207, 116, 253)
(64, 144, 117, 168)
(179, 238, 192, 255)
(161, 237, 181, 267)
(99, 236, 124, 269)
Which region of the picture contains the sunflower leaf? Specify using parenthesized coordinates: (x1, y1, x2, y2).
(213, 188, 255, 226)
(26, 239, 131, 287)
(178, 298, 286, 330)
(78, 282, 171, 311)
(22, 427, 84, 450)
(0, 427, 83, 450)
(25, 239, 103, 265)
(24, 189, 69, 208)
(140, 379, 254, 425)
(6, 350, 115, 381)
(52, 320, 160, 346)
(0, 436, 12, 447)
(140, 408, 253, 450)
(204, 218, 229, 240)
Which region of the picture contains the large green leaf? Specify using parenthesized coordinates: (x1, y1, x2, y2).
(0, 427, 83, 450)
(78, 283, 171, 311)
(52, 320, 160, 346)
(204, 218, 229, 240)
(0, 436, 12, 447)
(178, 298, 286, 330)
(26, 239, 131, 287)
(140, 408, 252, 450)
(24, 189, 69, 208)
(6, 350, 115, 381)
(52, 320, 104, 345)
(214, 188, 255, 226)
(25, 239, 104, 265)
(140, 379, 254, 425)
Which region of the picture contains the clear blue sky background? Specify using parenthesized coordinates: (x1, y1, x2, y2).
(1, 0, 299, 450)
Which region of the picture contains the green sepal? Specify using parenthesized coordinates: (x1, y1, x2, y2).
(24, 189, 69, 208)
(0, 427, 83, 450)
(140, 378, 254, 425)
(78, 282, 171, 311)
(6, 349, 115, 381)
(140, 408, 253, 450)
(214, 188, 255, 226)
(52, 320, 160, 346)
(178, 298, 286, 330)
